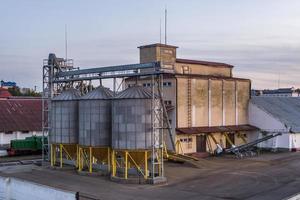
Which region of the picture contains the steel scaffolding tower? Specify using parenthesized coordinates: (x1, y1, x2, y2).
(42, 55, 74, 162)
(42, 56, 175, 183)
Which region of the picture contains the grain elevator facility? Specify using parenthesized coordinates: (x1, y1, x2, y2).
(43, 43, 256, 183)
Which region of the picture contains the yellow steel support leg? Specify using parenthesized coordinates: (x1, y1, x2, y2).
(111, 150, 116, 177)
(50, 144, 53, 167)
(224, 133, 234, 147)
(89, 147, 93, 173)
(107, 148, 111, 172)
(125, 151, 128, 179)
(53, 145, 56, 165)
(76, 145, 79, 168)
(238, 132, 247, 144)
(60, 144, 63, 168)
(144, 151, 148, 179)
(78, 147, 82, 171)
(158, 149, 161, 177)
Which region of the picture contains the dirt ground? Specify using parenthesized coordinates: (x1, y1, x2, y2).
(1, 152, 300, 200)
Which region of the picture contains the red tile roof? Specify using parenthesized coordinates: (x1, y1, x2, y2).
(176, 58, 234, 68)
(0, 98, 42, 132)
(176, 125, 258, 135)
(0, 88, 12, 98)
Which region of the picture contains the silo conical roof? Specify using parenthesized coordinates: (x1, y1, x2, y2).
(115, 85, 154, 99)
(81, 86, 113, 100)
(52, 88, 81, 101)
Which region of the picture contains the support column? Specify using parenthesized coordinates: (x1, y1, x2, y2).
(111, 150, 116, 177)
(60, 144, 63, 168)
(107, 148, 111, 172)
(89, 147, 92, 173)
(76, 145, 79, 168)
(50, 144, 53, 166)
(144, 151, 148, 179)
(78, 147, 82, 171)
(125, 151, 128, 179)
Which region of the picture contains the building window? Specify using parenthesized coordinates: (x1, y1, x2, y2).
(21, 131, 29, 134)
(163, 49, 173, 55)
(5, 131, 13, 134)
(180, 137, 193, 149)
(163, 82, 172, 87)
(142, 83, 153, 87)
(182, 66, 190, 74)
(164, 100, 172, 106)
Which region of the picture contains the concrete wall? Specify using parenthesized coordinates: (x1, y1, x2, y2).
(0, 131, 43, 147)
(176, 131, 251, 154)
(176, 135, 196, 154)
(223, 80, 236, 125)
(0, 176, 77, 200)
(191, 79, 208, 127)
(174, 63, 232, 77)
(237, 81, 250, 124)
(139, 46, 177, 68)
(177, 78, 250, 128)
(210, 80, 223, 126)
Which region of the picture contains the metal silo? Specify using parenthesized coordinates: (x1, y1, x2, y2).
(78, 86, 113, 173)
(50, 88, 80, 168)
(111, 85, 161, 179)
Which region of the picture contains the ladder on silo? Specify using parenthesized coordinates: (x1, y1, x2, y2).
(187, 78, 192, 127)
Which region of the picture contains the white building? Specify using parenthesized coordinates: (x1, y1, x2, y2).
(260, 87, 300, 97)
(0, 97, 43, 148)
(249, 97, 300, 151)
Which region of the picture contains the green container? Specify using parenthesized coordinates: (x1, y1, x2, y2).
(11, 139, 36, 150)
(11, 136, 48, 151)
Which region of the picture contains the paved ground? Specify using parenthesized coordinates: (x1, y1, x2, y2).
(1, 152, 300, 200)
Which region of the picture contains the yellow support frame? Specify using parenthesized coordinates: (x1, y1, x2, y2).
(175, 140, 184, 154)
(78, 146, 110, 173)
(111, 149, 150, 180)
(50, 143, 78, 168)
(224, 133, 234, 147)
(238, 132, 247, 144)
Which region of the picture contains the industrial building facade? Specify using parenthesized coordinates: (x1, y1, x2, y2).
(0, 97, 43, 147)
(126, 44, 256, 155)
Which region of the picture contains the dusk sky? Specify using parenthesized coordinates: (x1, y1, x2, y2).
(1, 0, 300, 90)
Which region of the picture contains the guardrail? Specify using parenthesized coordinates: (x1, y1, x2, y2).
(0, 176, 78, 200)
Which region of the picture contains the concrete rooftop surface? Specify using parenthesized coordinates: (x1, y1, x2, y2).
(1, 152, 300, 200)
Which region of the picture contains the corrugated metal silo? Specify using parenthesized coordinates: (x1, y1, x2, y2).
(50, 88, 80, 144)
(112, 85, 159, 150)
(79, 86, 113, 147)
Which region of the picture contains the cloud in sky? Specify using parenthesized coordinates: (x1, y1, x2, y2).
(0, 0, 300, 90)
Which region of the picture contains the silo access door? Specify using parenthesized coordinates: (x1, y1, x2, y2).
(196, 135, 207, 152)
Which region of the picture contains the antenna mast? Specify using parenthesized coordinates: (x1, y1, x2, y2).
(160, 18, 162, 44)
(65, 24, 68, 61)
(165, 8, 167, 45)
(278, 72, 281, 89)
